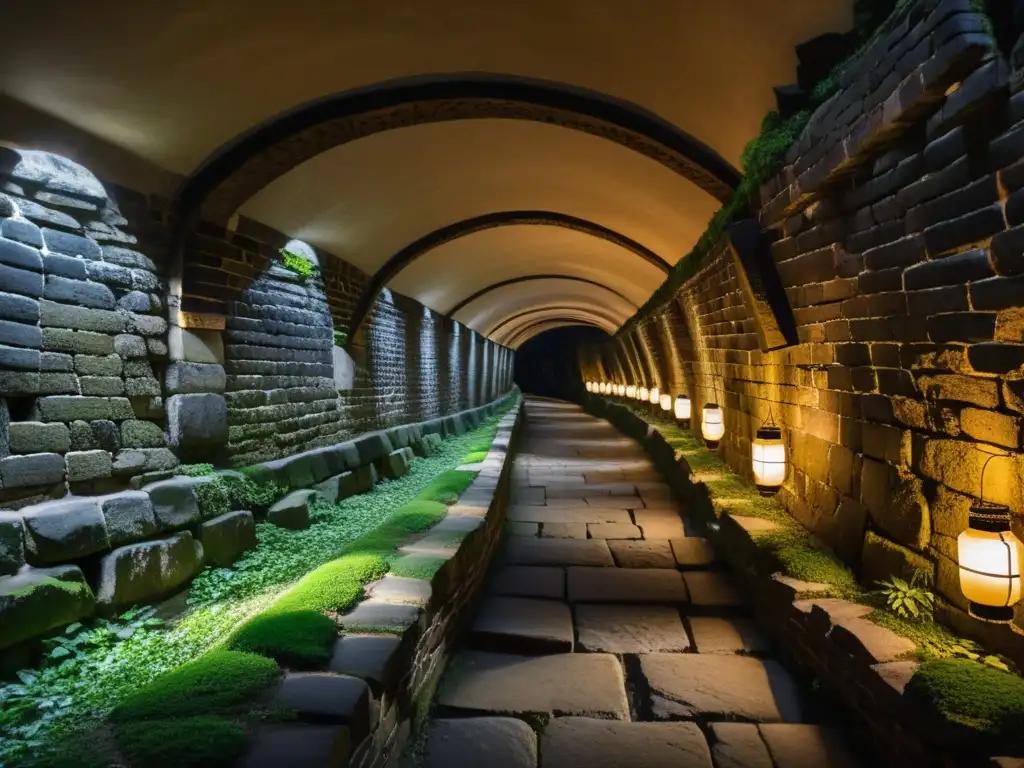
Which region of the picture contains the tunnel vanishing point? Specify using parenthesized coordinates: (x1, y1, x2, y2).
(3, 1, 1024, 767)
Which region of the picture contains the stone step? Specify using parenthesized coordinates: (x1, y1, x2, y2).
(504, 537, 615, 567)
(436, 651, 629, 720)
(566, 566, 689, 604)
(509, 505, 631, 525)
(688, 617, 771, 655)
(470, 596, 573, 655)
(541, 718, 713, 768)
(587, 522, 642, 539)
(575, 604, 691, 653)
(639, 654, 805, 723)
(711, 723, 863, 768)
(541, 522, 588, 539)
(425, 718, 537, 768)
(683, 571, 747, 609)
(608, 539, 676, 568)
(489, 566, 565, 600)
(671, 537, 717, 568)
(633, 509, 688, 539)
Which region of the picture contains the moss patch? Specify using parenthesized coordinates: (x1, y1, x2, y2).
(757, 528, 859, 595)
(416, 470, 476, 503)
(116, 716, 248, 768)
(112, 650, 279, 721)
(274, 554, 389, 614)
(179, 463, 215, 477)
(280, 248, 317, 280)
(229, 610, 338, 668)
(390, 555, 447, 581)
(905, 659, 1024, 750)
(461, 450, 488, 464)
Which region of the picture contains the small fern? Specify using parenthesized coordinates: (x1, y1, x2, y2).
(279, 248, 317, 281)
(876, 572, 935, 622)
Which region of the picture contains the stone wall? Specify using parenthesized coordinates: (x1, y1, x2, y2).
(581, 0, 1024, 649)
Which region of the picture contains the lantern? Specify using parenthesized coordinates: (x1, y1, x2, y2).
(701, 403, 724, 448)
(674, 395, 692, 424)
(638, 387, 648, 402)
(751, 425, 786, 495)
(626, 385, 637, 399)
(659, 393, 672, 412)
(648, 387, 660, 405)
(585, 381, 593, 393)
(601, 382, 609, 394)
(959, 457, 1023, 623)
(617, 384, 626, 397)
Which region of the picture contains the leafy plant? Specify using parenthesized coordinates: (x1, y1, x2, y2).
(195, 478, 231, 519)
(179, 463, 215, 477)
(333, 329, 348, 347)
(875, 572, 935, 621)
(279, 247, 317, 280)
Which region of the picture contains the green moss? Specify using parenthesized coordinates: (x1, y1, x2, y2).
(389, 555, 447, 581)
(116, 716, 248, 768)
(333, 329, 348, 347)
(229, 610, 338, 667)
(416, 470, 476, 503)
(22, 736, 110, 768)
(436, 491, 459, 506)
(273, 553, 389, 614)
(461, 450, 488, 464)
(905, 660, 1024, 749)
(223, 472, 286, 511)
(195, 478, 231, 519)
(179, 463, 215, 477)
(756, 528, 859, 595)
(280, 248, 317, 280)
(111, 650, 279, 721)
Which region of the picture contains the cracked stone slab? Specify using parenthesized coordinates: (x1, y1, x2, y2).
(759, 724, 862, 767)
(576, 604, 690, 653)
(425, 717, 537, 768)
(608, 539, 676, 568)
(437, 651, 629, 720)
(541, 717, 713, 768)
(683, 571, 746, 608)
(640, 654, 804, 723)
(489, 566, 565, 600)
(709, 723, 773, 768)
(671, 537, 717, 568)
(508, 505, 631, 525)
(541, 522, 588, 539)
(634, 510, 687, 539)
(587, 522, 643, 539)
(688, 617, 770, 654)
(505, 537, 614, 567)
(471, 596, 573, 654)
(567, 566, 688, 604)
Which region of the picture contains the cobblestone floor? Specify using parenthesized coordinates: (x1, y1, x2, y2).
(425, 397, 865, 768)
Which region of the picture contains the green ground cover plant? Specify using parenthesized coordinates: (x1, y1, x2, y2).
(1, 396, 516, 767)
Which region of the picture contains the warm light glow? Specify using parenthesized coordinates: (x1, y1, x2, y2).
(701, 404, 724, 447)
(752, 426, 786, 494)
(626, 385, 637, 399)
(648, 387, 660, 405)
(638, 387, 649, 402)
(674, 395, 692, 421)
(586, 381, 594, 392)
(617, 384, 626, 396)
(959, 506, 1023, 622)
(659, 393, 672, 411)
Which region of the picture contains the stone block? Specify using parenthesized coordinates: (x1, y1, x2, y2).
(830, 617, 916, 665)
(426, 717, 537, 768)
(113, 333, 147, 358)
(93, 531, 204, 611)
(40, 228, 101, 259)
(267, 490, 314, 530)
(353, 432, 393, 466)
(376, 448, 409, 480)
(144, 477, 203, 530)
(271, 673, 370, 742)
(123, 376, 160, 396)
(168, 326, 224, 364)
(79, 376, 123, 396)
(861, 530, 934, 587)
(0, 512, 26, 575)
(0, 565, 95, 651)
(97, 490, 158, 546)
(541, 718, 712, 768)
(350, 464, 377, 494)
(113, 447, 178, 476)
(20, 497, 110, 564)
(0, 452, 65, 489)
(37, 395, 111, 422)
(0, 319, 42, 349)
(43, 275, 115, 309)
(0, 292, 40, 324)
(120, 419, 165, 449)
(39, 299, 124, 333)
(0, 237, 42, 271)
(9, 422, 70, 454)
(42, 328, 114, 355)
(90, 419, 120, 452)
(198, 510, 257, 568)
(0, 262, 44, 298)
(66, 449, 112, 482)
(0, 344, 40, 373)
(166, 393, 228, 452)
(165, 361, 227, 395)
(74, 354, 122, 377)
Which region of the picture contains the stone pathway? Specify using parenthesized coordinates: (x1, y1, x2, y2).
(424, 397, 864, 768)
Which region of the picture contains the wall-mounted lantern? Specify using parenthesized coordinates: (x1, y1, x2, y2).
(586, 381, 594, 393)
(659, 393, 672, 413)
(617, 384, 626, 397)
(648, 387, 660, 409)
(674, 394, 692, 426)
(638, 387, 649, 403)
(626, 385, 637, 399)
(751, 422, 786, 496)
(701, 403, 724, 449)
(959, 455, 1022, 623)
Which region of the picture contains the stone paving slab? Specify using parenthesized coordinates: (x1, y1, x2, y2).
(328, 635, 402, 692)
(425, 717, 537, 768)
(759, 724, 863, 767)
(471, 596, 573, 654)
(640, 654, 804, 723)
(545, 482, 636, 497)
(671, 537, 717, 568)
(509, 505, 631, 524)
(587, 522, 642, 539)
(575, 604, 691, 653)
(567, 566, 689, 604)
(688, 617, 770, 654)
(505, 538, 615, 567)
(634, 510, 687, 539)
(366, 575, 432, 605)
(541, 717, 713, 768)
(683, 571, 747, 608)
(241, 724, 350, 768)
(709, 723, 774, 768)
(608, 539, 676, 568)
(542, 522, 588, 539)
(581, 495, 644, 509)
(512, 487, 545, 505)
(511, 522, 539, 537)
(490, 566, 565, 600)
(271, 673, 370, 737)
(437, 651, 629, 719)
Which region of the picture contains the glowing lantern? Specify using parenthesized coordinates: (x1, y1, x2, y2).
(659, 393, 672, 412)
(648, 387, 660, 405)
(751, 425, 786, 495)
(585, 382, 594, 393)
(958, 456, 1022, 622)
(617, 384, 626, 397)
(638, 387, 648, 402)
(701, 403, 724, 448)
(626, 385, 637, 399)
(674, 395, 692, 423)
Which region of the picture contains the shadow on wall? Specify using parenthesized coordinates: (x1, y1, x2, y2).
(514, 326, 609, 401)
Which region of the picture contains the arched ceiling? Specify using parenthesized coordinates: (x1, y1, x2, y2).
(506, 320, 604, 349)
(0, 0, 852, 346)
